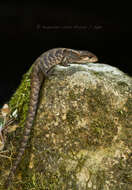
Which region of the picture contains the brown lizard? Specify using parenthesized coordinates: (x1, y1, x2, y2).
(4, 48, 98, 188)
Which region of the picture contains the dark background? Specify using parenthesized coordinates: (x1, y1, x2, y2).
(0, 2, 132, 106)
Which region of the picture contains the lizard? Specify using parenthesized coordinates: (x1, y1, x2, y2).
(4, 47, 98, 188)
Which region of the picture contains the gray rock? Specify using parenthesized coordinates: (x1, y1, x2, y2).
(31, 63, 132, 190)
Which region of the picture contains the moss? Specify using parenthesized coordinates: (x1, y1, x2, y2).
(89, 118, 117, 147)
(124, 97, 132, 115)
(69, 90, 77, 101)
(8, 65, 33, 127)
(66, 110, 77, 125)
(65, 85, 118, 150)
(117, 81, 128, 87)
(108, 155, 132, 189)
(91, 70, 105, 78)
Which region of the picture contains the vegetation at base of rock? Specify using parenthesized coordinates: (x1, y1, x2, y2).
(8, 66, 33, 128)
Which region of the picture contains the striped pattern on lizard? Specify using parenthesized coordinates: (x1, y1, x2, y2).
(4, 48, 98, 188)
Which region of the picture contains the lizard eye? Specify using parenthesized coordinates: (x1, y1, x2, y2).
(88, 56, 92, 58)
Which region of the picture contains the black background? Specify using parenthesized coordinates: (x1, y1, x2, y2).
(0, 2, 132, 106)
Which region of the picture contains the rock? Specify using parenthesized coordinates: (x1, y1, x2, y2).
(1, 62, 132, 189)
(31, 63, 132, 190)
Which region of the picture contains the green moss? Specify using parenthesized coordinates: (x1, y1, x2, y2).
(9, 65, 33, 127)
(66, 85, 119, 150)
(92, 70, 105, 77)
(66, 110, 77, 125)
(117, 81, 128, 87)
(19, 170, 68, 190)
(69, 90, 77, 101)
(90, 118, 117, 147)
(125, 97, 132, 114)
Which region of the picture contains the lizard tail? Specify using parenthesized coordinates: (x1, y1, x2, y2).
(4, 63, 43, 188)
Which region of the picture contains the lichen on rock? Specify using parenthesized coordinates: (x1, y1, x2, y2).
(0, 62, 132, 190)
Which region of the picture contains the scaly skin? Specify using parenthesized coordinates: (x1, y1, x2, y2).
(4, 48, 98, 188)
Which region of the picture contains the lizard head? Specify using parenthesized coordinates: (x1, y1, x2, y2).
(63, 49, 98, 63)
